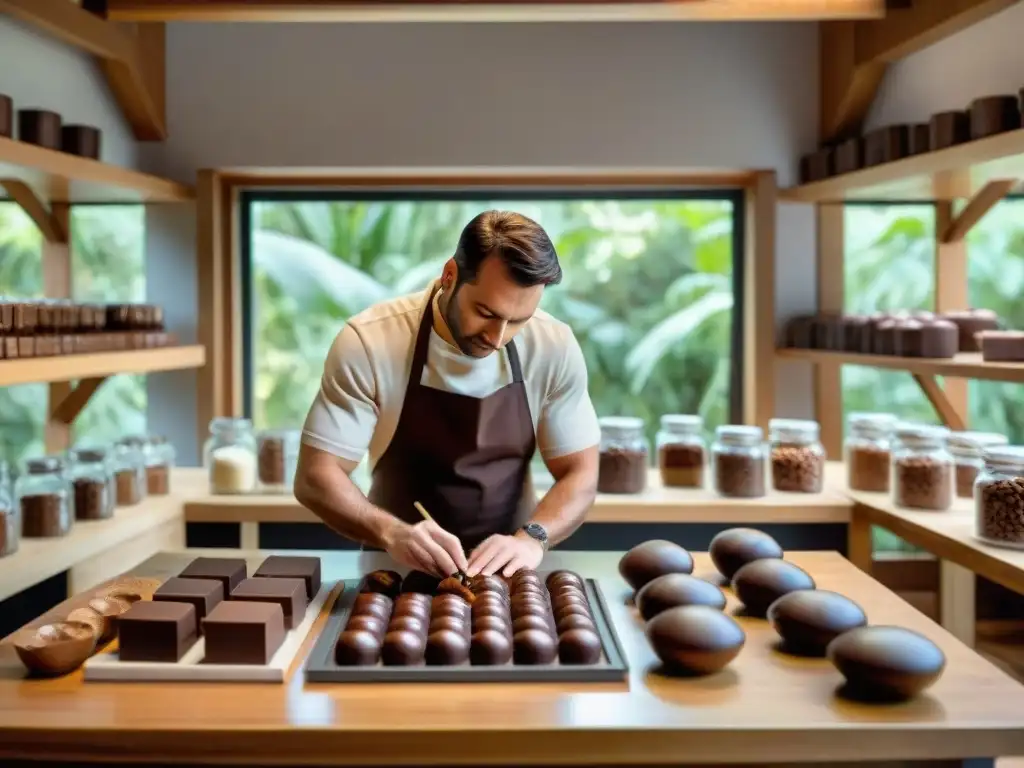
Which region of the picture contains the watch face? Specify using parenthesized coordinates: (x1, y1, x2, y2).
(525, 523, 548, 541)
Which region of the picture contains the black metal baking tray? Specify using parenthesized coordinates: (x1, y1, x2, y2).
(304, 577, 629, 683)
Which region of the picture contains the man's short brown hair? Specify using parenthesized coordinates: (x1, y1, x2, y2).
(453, 210, 562, 288)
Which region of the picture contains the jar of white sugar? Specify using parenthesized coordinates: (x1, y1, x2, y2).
(204, 417, 258, 494)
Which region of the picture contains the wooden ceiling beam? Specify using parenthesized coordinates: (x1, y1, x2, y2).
(0, 0, 167, 140)
(820, 0, 1020, 143)
(104, 0, 885, 23)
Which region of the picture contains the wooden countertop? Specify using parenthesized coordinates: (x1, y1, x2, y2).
(2, 549, 1023, 765)
(184, 467, 854, 525)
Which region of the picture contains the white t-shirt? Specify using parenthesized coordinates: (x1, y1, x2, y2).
(302, 281, 601, 473)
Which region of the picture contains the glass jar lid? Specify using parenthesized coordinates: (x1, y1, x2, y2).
(948, 431, 1008, 456)
(894, 423, 949, 449)
(70, 445, 109, 463)
(769, 418, 820, 444)
(22, 455, 65, 475)
(598, 416, 645, 439)
(210, 416, 254, 436)
(847, 412, 897, 434)
(983, 446, 1024, 476)
(715, 424, 764, 446)
(659, 414, 702, 435)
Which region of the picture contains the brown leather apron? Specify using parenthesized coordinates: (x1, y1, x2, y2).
(367, 285, 537, 552)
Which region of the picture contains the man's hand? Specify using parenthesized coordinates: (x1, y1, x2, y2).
(467, 532, 544, 578)
(381, 518, 468, 577)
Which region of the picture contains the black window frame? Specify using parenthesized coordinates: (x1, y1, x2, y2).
(240, 187, 747, 424)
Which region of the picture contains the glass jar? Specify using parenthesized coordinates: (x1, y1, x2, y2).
(597, 416, 649, 494)
(68, 446, 114, 521)
(891, 423, 953, 511)
(257, 429, 300, 493)
(656, 414, 706, 489)
(16, 456, 71, 538)
(712, 425, 767, 498)
(975, 446, 1024, 549)
(845, 412, 897, 493)
(145, 435, 176, 495)
(112, 438, 146, 507)
(948, 431, 1008, 499)
(204, 417, 258, 494)
(769, 418, 825, 493)
(0, 460, 16, 557)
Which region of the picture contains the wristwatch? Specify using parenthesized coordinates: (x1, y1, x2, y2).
(520, 522, 549, 551)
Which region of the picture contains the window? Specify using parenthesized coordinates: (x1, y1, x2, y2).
(0, 202, 147, 465)
(242, 191, 744, 486)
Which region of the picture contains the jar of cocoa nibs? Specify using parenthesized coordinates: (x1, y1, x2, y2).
(975, 446, 1024, 549)
(597, 416, 649, 495)
(656, 414, 706, 489)
(257, 429, 300, 493)
(845, 411, 897, 492)
(16, 456, 71, 538)
(769, 418, 825, 493)
(112, 438, 147, 507)
(948, 431, 1009, 499)
(144, 435, 175, 495)
(68, 446, 114, 521)
(712, 425, 767, 498)
(892, 423, 953, 511)
(0, 460, 17, 557)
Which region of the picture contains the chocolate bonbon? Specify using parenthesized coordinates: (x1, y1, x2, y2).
(646, 605, 745, 675)
(732, 558, 815, 617)
(709, 528, 783, 580)
(768, 590, 867, 656)
(828, 626, 945, 701)
(618, 540, 694, 591)
(636, 573, 727, 620)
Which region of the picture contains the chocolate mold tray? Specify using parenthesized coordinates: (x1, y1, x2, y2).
(304, 577, 628, 683)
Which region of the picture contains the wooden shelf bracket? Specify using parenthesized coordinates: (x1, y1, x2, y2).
(941, 180, 1017, 243)
(48, 377, 107, 426)
(912, 373, 967, 431)
(0, 180, 67, 243)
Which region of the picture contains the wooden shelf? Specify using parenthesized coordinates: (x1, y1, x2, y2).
(777, 347, 1024, 383)
(781, 128, 1024, 202)
(0, 345, 206, 387)
(0, 136, 193, 204)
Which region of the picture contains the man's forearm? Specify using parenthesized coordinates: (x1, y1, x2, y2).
(294, 466, 402, 549)
(528, 465, 598, 547)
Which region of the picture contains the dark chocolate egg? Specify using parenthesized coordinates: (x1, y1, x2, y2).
(401, 570, 441, 594)
(636, 573, 727, 620)
(345, 614, 386, 638)
(362, 569, 402, 598)
(767, 590, 867, 656)
(512, 628, 558, 665)
(388, 614, 427, 636)
(335, 629, 381, 666)
(512, 614, 552, 634)
(556, 613, 596, 634)
(558, 628, 602, 665)
(827, 626, 946, 700)
(546, 570, 584, 590)
(382, 630, 425, 666)
(709, 528, 783, 580)
(470, 629, 513, 665)
(619, 540, 694, 591)
(430, 615, 469, 636)
(732, 558, 815, 617)
(646, 605, 745, 675)
(425, 629, 470, 666)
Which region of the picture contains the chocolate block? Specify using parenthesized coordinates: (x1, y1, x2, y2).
(178, 557, 247, 595)
(230, 577, 307, 629)
(941, 309, 1001, 352)
(864, 126, 909, 166)
(0, 94, 11, 138)
(17, 109, 61, 149)
(254, 555, 321, 599)
(118, 600, 198, 662)
(969, 95, 1020, 140)
(930, 110, 970, 150)
(835, 137, 863, 174)
(202, 601, 286, 665)
(61, 125, 101, 159)
(153, 577, 224, 635)
(980, 331, 1024, 362)
(908, 123, 930, 155)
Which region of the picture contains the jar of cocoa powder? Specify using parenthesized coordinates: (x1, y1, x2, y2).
(16, 456, 71, 538)
(769, 418, 825, 493)
(257, 429, 299, 493)
(712, 425, 767, 498)
(112, 438, 146, 507)
(975, 446, 1024, 549)
(845, 412, 897, 492)
(144, 435, 175, 495)
(948, 431, 1008, 499)
(68, 446, 114, 521)
(656, 414, 705, 489)
(892, 424, 953, 511)
(0, 460, 17, 557)
(597, 416, 649, 495)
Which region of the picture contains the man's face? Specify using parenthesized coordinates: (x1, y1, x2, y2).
(442, 256, 544, 358)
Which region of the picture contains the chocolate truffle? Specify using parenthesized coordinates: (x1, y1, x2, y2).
(382, 630, 426, 666)
(425, 629, 470, 666)
(768, 590, 867, 656)
(362, 569, 402, 598)
(558, 628, 602, 665)
(230, 577, 308, 629)
(554, 602, 590, 620)
(153, 577, 224, 635)
(469, 574, 508, 598)
(430, 615, 469, 636)
(546, 570, 584, 590)
(179, 557, 247, 596)
(709, 528, 783, 580)
(470, 629, 513, 665)
(512, 614, 552, 635)
(732, 558, 815, 617)
(118, 601, 198, 663)
(513, 628, 557, 665)
(646, 605, 745, 675)
(472, 615, 511, 634)
(556, 613, 596, 634)
(827, 625, 946, 701)
(432, 595, 469, 618)
(203, 600, 286, 665)
(636, 573, 727, 620)
(335, 629, 382, 666)
(353, 594, 392, 624)
(401, 571, 441, 594)
(388, 614, 427, 636)
(619, 540, 694, 591)
(253, 555, 321, 599)
(346, 614, 387, 638)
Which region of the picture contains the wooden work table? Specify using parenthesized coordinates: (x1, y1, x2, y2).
(1, 548, 1023, 767)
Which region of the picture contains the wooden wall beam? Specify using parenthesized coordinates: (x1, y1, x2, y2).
(742, 171, 777, 432)
(196, 170, 230, 454)
(819, 0, 1020, 142)
(0, 0, 167, 140)
(932, 200, 969, 430)
(814, 204, 845, 458)
(42, 204, 73, 454)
